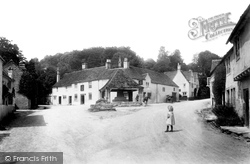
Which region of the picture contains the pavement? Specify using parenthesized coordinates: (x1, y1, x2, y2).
(200, 107, 250, 142)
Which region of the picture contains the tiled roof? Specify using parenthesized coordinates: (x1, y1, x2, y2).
(164, 71, 177, 80)
(53, 66, 117, 87)
(127, 67, 178, 87)
(210, 59, 222, 74)
(100, 69, 143, 91)
(53, 66, 178, 88)
(165, 70, 198, 83)
(227, 4, 250, 44)
(181, 71, 192, 82)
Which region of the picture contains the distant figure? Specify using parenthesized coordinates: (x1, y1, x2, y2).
(143, 96, 148, 106)
(135, 94, 139, 102)
(165, 105, 175, 132)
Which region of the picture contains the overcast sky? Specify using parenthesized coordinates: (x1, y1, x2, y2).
(0, 0, 249, 64)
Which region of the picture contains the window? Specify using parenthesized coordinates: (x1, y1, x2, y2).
(173, 88, 175, 91)
(162, 87, 165, 92)
(80, 85, 84, 91)
(183, 92, 187, 96)
(183, 83, 186, 87)
(235, 36, 240, 61)
(89, 82, 92, 88)
(139, 80, 143, 85)
(179, 89, 181, 92)
(89, 93, 92, 100)
(226, 57, 231, 74)
(146, 82, 149, 87)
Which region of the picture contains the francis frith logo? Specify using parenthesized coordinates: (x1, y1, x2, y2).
(188, 12, 236, 41)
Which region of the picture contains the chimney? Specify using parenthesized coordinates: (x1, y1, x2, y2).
(19, 61, 26, 70)
(118, 56, 122, 68)
(177, 63, 181, 70)
(123, 58, 129, 69)
(106, 59, 111, 69)
(56, 67, 60, 82)
(82, 62, 87, 69)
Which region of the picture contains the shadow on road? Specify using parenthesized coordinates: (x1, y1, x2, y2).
(0, 133, 10, 143)
(1, 110, 47, 129)
(172, 129, 183, 132)
(165, 129, 183, 133)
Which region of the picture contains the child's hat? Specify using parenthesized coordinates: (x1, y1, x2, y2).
(168, 105, 173, 111)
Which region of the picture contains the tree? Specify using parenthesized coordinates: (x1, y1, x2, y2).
(153, 46, 172, 72)
(144, 58, 156, 69)
(0, 37, 26, 64)
(169, 49, 184, 70)
(212, 63, 226, 105)
(196, 51, 221, 76)
(19, 59, 39, 108)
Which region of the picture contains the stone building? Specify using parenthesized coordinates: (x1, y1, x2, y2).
(165, 63, 199, 99)
(0, 57, 15, 121)
(224, 4, 250, 127)
(3, 60, 30, 109)
(52, 58, 179, 105)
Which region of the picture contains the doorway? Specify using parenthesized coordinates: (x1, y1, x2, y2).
(81, 95, 85, 104)
(172, 92, 177, 102)
(59, 96, 62, 105)
(69, 96, 72, 105)
(243, 89, 249, 127)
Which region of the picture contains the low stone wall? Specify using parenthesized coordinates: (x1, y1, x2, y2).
(0, 105, 15, 122)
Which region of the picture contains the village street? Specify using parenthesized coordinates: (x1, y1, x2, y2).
(0, 99, 250, 164)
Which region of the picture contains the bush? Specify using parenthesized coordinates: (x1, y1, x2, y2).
(212, 105, 244, 126)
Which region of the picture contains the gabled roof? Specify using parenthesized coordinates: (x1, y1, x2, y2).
(126, 67, 178, 87)
(210, 59, 222, 74)
(100, 69, 143, 91)
(3, 59, 17, 68)
(227, 4, 250, 44)
(164, 71, 177, 80)
(209, 47, 233, 76)
(53, 66, 117, 87)
(53, 66, 178, 88)
(165, 70, 198, 83)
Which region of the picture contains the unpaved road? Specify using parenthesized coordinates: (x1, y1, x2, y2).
(1, 99, 250, 164)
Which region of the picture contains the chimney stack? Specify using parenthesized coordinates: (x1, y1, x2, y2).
(82, 62, 87, 69)
(123, 58, 129, 69)
(177, 63, 181, 70)
(118, 56, 122, 68)
(56, 67, 60, 82)
(19, 61, 26, 70)
(106, 59, 111, 69)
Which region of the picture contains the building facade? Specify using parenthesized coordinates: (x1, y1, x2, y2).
(209, 59, 222, 108)
(225, 4, 250, 127)
(3, 60, 30, 109)
(165, 63, 199, 99)
(52, 59, 179, 106)
(0, 57, 15, 122)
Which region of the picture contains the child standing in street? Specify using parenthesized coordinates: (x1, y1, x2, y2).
(165, 105, 175, 132)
